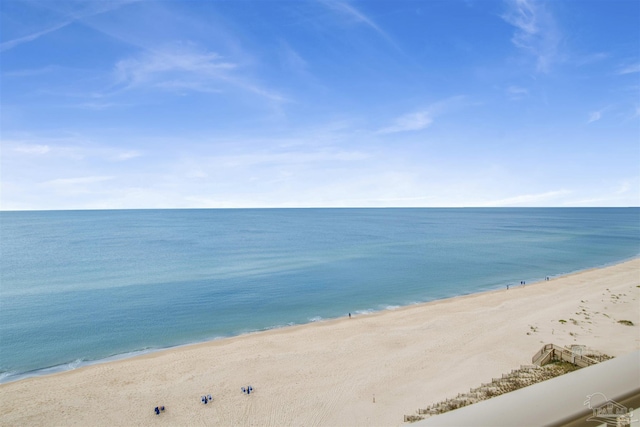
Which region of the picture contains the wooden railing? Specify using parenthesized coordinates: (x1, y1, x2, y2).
(532, 343, 599, 368)
(408, 346, 605, 423)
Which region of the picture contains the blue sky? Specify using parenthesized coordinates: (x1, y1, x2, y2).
(1, 0, 639, 209)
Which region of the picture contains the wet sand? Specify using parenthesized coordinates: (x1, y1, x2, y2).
(1, 259, 638, 426)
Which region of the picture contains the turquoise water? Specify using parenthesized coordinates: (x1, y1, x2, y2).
(1, 208, 638, 383)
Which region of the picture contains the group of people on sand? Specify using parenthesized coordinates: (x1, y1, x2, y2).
(506, 276, 551, 290)
(154, 386, 255, 415)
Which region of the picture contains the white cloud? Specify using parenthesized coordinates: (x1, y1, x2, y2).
(378, 111, 433, 134)
(112, 44, 287, 102)
(502, 0, 560, 73)
(114, 150, 142, 161)
(5, 136, 146, 163)
(114, 45, 236, 89)
(1, 1, 139, 52)
(617, 63, 640, 75)
(279, 42, 309, 75)
(1, 21, 73, 52)
(377, 96, 467, 134)
(480, 190, 570, 207)
(507, 85, 529, 99)
(13, 144, 51, 155)
(574, 52, 609, 66)
(186, 170, 209, 179)
(587, 106, 610, 124)
(320, 0, 399, 50)
(200, 149, 369, 169)
(322, 1, 387, 38)
(38, 176, 117, 198)
(615, 180, 631, 195)
(587, 111, 602, 123)
(75, 102, 123, 110)
(563, 179, 640, 207)
(3, 65, 63, 78)
(43, 176, 115, 186)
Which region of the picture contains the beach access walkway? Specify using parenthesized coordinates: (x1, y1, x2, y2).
(413, 349, 640, 427)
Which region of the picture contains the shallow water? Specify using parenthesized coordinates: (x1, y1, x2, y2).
(1, 208, 638, 382)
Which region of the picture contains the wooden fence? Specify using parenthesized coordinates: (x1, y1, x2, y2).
(532, 343, 599, 368)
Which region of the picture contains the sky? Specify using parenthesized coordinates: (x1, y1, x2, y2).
(1, 0, 639, 210)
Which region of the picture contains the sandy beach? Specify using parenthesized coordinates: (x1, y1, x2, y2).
(1, 259, 638, 426)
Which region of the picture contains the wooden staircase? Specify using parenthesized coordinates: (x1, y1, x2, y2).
(531, 343, 602, 368)
(404, 344, 610, 423)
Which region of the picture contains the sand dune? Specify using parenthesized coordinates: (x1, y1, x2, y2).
(1, 259, 638, 426)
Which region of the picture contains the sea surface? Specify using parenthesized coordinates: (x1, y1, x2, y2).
(1, 208, 638, 383)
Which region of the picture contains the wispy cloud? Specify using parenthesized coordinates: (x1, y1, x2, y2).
(574, 52, 609, 67)
(13, 144, 52, 155)
(7, 137, 142, 162)
(1, 21, 72, 52)
(587, 111, 602, 123)
(111, 44, 287, 102)
(615, 180, 631, 195)
(114, 45, 236, 89)
(199, 149, 369, 169)
(43, 176, 115, 186)
(7, 138, 86, 160)
(74, 102, 125, 110)
(114, 150, 142, 161)
(322, 1, 383, 33)
(279, 42, 309, 76)
(502, 0, 560, 73)
(481, 190, 570, 207)
(587, 106, 610, 124)
(36, 175, 116, 199)
(321, 0, 398, 48)
(0, 1, 139, 52)
(617, 63, 640, 75)
(563, 179, 639, 206)
(377, 96, 466, 134)
(378, 111, 433, 134)
(507, 85, 528, 99)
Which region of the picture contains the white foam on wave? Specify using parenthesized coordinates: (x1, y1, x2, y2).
(0, 358, 86, 384)
(0, 348, 163, 384)
(0, 371, 15, 383)
(308, 316, 323, 322)
(254, 322, 298, 333)
(68, 358, 83, 369)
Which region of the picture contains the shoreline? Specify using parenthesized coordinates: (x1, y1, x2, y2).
(1, 258, 638, 426)
(2, 255, 638, 386)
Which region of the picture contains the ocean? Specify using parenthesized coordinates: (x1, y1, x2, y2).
(1, 208, 638, 383)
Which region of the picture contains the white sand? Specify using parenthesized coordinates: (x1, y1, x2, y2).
(1, 259, 638, 426)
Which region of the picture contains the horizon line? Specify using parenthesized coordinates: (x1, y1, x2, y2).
(1, 206, 639, 213)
